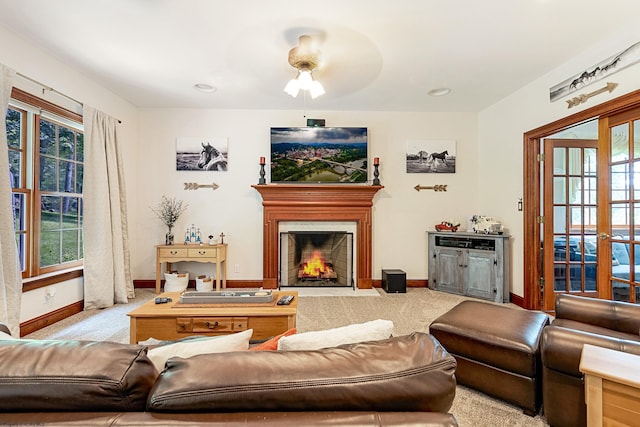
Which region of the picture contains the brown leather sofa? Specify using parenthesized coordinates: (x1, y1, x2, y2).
(541, 294, 640, 427)
(0, 325, 458, 426)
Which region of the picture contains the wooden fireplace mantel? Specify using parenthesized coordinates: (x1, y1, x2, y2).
(252, 184, 383, 289)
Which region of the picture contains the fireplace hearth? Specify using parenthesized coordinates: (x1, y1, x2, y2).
(280, 231, 353, 287)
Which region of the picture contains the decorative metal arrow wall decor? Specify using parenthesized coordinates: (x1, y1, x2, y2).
(414, 184, 447, 192)
(184, 182, 220, 191)
(566, 82, 618, 108)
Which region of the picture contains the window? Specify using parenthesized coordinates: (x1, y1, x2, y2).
(6, 88, 83, 279)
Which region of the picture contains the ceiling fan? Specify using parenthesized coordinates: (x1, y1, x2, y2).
(284, 35, 325, 99)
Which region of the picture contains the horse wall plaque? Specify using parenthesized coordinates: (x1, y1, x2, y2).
(176, 137, 228, 171)
(406, 139, 456, 174)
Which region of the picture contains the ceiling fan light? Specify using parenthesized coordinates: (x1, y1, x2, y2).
(297, 70, 313, 90)
(284, 78, 300, 97)
(309, 80, 325, 99)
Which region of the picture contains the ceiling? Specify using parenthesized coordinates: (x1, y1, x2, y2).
(0, 0, 638, 112)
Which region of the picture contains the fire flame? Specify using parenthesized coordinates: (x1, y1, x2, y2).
(302, 252, 327, 277)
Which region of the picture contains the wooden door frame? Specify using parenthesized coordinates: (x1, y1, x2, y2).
(523, 89, 640, 310)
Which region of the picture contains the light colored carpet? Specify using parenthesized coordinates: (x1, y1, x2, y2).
(25, 287, 548, 427)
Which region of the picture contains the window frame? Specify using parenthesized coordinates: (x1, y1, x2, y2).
(8, 88, 84, 285)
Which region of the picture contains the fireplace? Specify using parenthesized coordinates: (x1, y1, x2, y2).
(280, 231, 353, 287)
(252, 184, 383, 289)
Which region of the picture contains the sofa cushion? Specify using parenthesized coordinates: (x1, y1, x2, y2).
(147, 332, 457, 413)
(541, 325, 640, 376)
(249, 328, 296, 351)
(554, 293, 640, 335)
(147, 329, 253, 371)
(277, 319, 394, 351)
(0, 340, 157, 412)
(552, 318, 640, 342)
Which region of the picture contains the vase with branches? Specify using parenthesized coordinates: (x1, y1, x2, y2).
(151, 196, 188, 245)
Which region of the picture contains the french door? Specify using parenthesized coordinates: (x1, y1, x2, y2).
(541, 108, 640, 310)
(543, 139, 599, 311)
(601, 107, 640, 303)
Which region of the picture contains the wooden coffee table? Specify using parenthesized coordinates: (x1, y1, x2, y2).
(127, 291, 297, 344)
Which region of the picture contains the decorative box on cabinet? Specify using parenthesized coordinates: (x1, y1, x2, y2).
(427, 231, 510, 303)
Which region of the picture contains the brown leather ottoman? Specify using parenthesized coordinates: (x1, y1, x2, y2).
(429, 300, 549, 415)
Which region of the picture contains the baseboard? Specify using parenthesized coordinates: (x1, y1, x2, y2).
(510, 292, 524, 307)
(20, 300, 84, 337)
(134, 279, 430, 289)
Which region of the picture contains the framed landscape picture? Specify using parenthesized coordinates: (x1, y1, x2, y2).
(176, 137, 228, 171)
(270, 127, 368, 183)
(406, 139, 456, 173)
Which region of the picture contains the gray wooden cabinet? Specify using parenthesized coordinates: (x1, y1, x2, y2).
(427, 231, 510, 303)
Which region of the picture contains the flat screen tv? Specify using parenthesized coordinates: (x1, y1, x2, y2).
(270, 127, 368, 183)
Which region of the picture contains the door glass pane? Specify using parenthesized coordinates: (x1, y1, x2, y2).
(585, 263, 597, 291)
(611, 164, 629, 200)
(554, 206, 566, 233)
(569, 177, 581, 203)
(585, 206, 597, 230)
(570, 206, 583, 227)
(554, 264, 566, 291)
(611, 203, 629, 234)
(612, 281, 630, 302)
(634, 120, 640, 159)
(612, 241, 630, 280)
(585, 148, 597, 175)
(554, 177, 566, 203)
(611, 123, 629, 162)
(634, 244, 640, 272)
(569, 263, 582, 291)
(585, 177, 597, 204)
(634, 206, 640, 234)
(569, 147, 582, 174)
(634, 160, 640, 200)
(554, 147, 566, 173)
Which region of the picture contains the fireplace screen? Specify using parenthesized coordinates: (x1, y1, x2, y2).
(279, 231, 353, 288)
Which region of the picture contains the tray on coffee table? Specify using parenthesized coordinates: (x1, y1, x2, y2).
(179, 289, 273, 304)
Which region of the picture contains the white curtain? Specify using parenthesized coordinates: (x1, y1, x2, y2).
(83, 105, 133, 309)
(0, 65, 22, 336)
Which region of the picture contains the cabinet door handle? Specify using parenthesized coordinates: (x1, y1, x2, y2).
(170, 250, 178, 255)
(198, 251, 207, 255)
(205, 321, 219, 329)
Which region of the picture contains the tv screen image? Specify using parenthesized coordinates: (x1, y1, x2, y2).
(270, 127, 368, 183)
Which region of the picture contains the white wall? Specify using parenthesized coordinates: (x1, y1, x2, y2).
(136, 109, 478, 282)
(478, 28, 640, 297)
(0, 25, 139, 322)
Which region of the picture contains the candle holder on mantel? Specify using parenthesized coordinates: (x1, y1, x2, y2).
(372, 157, 381, 185)
(258, 157, 266, 185)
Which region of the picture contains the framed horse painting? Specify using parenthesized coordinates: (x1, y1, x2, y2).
(406, 139, 456, 173)
(176, 137, 228, 171)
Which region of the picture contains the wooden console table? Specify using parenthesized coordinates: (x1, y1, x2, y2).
(155, 244, 227, 294)
(580, 344, 640, 427)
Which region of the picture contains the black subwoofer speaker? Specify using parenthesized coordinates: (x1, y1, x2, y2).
(382, 269, 406, 293)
